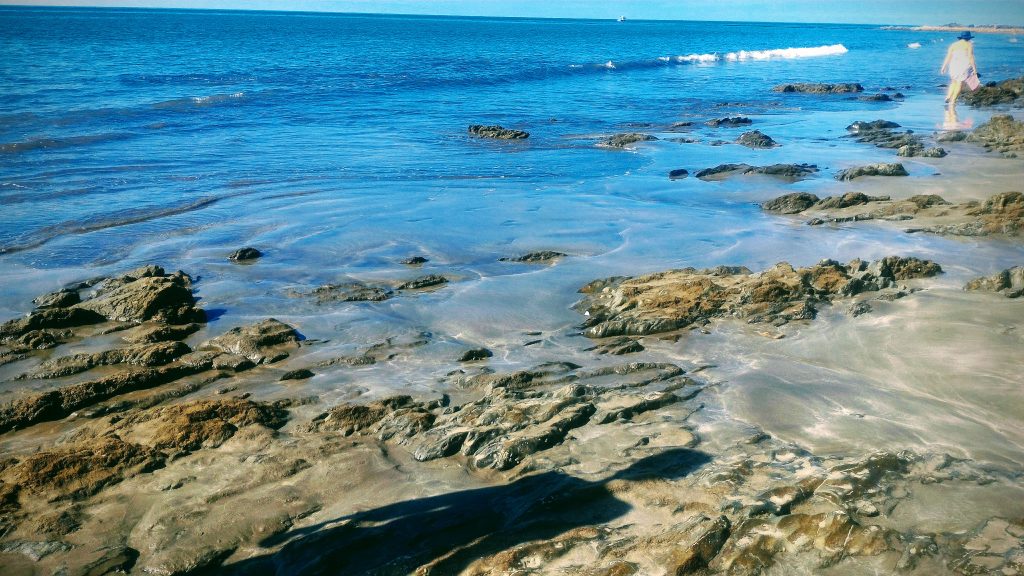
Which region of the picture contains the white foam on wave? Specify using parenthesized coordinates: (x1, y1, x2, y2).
(723, 44, 848, 61)
(908, 42, 922, 49)
(190, 91, 246, 105)
(675, 53, 719, 63)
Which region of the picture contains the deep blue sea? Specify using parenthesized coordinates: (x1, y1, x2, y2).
(3, 8, 1022, 266)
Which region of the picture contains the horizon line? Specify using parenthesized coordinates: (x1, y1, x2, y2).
(0, 3, 927, 27)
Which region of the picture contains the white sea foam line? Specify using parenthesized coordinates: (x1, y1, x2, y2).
(723, 44, 848, 61)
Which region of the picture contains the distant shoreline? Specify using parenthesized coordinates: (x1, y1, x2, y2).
(883, 25, 1024, 34)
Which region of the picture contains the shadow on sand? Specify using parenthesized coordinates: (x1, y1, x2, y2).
(217, 447, 712, 575)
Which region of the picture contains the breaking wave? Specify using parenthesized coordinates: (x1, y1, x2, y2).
(587, 44, 848, 73)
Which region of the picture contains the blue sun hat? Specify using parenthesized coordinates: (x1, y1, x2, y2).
(958, 31, 975, 40)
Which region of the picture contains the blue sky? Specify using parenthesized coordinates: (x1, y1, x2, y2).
(3, 0, 1023, 25)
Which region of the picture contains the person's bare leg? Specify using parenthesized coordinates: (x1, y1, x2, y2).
(947, 80, 963, 108)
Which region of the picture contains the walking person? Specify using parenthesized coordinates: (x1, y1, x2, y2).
(940, 31, 979, 111)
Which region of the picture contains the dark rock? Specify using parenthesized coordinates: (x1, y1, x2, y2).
(310, 282, 392, 303)
(880, 256, 943, 280)
(835, 163, 908, 180)
(960, 76, 1024, 107)
(858, 93, 893, 102)
(762, 193, 821, 214)
(846, 120, 901, 132)
(815, 192, 889, 210)
(695, 163, 753, 179)
(400, 256, 429, 265)
(468, 125, 529, 139)
(705, 117, 752, 128)
(773, 82, 863, 93)
(228, 247, 261, 262)
(600, 133, 657, 148)
(736, 130, 778, 148)
(280, 369, 314, 381)
(397, 274, 448, 290)
(668, 168, 689, 179)
(756, 164, 819, 179)
(965, 266, 1024, 298)
(697, 163, 817, 181)
(459, 348, 493, 362)
(32, 289, 80, 309)
(500, 251, 567, 264)
(201, 319, 302, 364)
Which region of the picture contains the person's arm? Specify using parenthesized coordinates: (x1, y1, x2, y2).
(968, 43, 976, 71)
(940, 44, 953, 74)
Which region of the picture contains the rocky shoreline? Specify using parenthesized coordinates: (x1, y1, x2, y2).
(1, 243, 1021, 574)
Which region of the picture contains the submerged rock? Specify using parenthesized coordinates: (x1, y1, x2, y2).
(668, 168, 689, 179)
(965, 266, 1024, 298)
(396, 274, 448, 290)
(309, 282, 392, 303)
(576, 256, 940, 338)
(400, 256, 429, 265)
(736, 129, 778, 148)
(500, 251, 567, 264)
(815, 192, 889, 209)
(835, 163, 908, 180)
(696, 163, 817, 181)
(773, 82, 863, 93)
(459, 348, 493, 362)
(468, 124, 529, 139)
(600, 133, 657, 148)
(227, 247, 261, 262)
(280, 368, 314, 381)
(858, 93, 893, 102)
(847, 120, 901, 132)
(705, 117, 751, 128)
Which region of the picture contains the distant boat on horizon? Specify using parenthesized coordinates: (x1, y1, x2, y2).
(618, 16, 626, 22)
